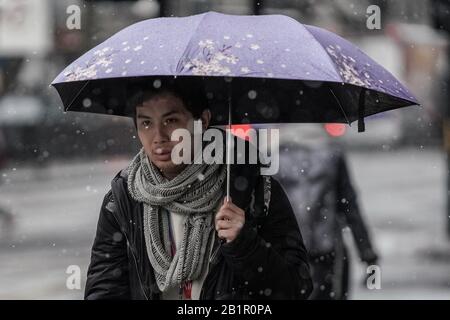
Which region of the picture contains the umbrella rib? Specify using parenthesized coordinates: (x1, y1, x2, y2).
(66, 80, 90, 112)
(175, 13, 208, 74)
(329, 86, 351, 126)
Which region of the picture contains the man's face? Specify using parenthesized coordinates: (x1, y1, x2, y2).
(135, 92, 200, 178)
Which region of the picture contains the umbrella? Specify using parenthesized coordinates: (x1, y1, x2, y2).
(51, 11, 419, 198)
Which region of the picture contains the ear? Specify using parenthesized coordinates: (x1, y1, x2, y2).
(200, 109, 211, 131)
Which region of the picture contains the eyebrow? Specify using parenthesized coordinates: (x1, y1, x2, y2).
(137, 114, 151, 119)
(136, 109, 181, 119)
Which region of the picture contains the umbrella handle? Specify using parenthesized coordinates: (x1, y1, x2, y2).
(226, 81, 232, 202)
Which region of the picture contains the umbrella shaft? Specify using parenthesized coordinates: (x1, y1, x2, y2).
(226, 82, 232, 201)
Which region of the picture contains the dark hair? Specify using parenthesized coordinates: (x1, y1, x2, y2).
(126, 77, 209, 129)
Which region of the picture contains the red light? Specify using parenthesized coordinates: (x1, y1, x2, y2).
(324, 123, 346, 137)
(230, 124, 253, 141)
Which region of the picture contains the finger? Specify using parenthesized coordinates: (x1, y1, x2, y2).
(224, 196, 232, 204)
(217, 229, 234, 241)
(215, 209, 238, 222)
(215, 219, 233, 230)
(215, 207, 235, 219)
(220, 201, 245, 216)
(215, 218, 244, 234)
(223, 202, 245, 216)
(215, 214, 232, 225)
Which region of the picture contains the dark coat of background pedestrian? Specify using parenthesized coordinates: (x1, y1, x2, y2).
(276, 125, 378, 299)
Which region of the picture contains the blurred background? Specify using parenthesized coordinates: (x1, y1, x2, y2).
(0, 0, 449, 299)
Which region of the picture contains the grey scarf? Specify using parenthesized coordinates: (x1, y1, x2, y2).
(127, 146, 226, 292)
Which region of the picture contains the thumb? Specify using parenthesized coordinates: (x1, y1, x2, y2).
(224, 196, 232, 204)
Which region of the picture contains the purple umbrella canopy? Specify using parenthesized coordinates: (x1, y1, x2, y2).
(51, 11, 418, 130)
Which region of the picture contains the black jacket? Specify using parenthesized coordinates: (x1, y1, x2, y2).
(277, 143, 378, 264)
(85, 152, 313, 300)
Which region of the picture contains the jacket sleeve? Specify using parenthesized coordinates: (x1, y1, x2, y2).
(84, 190, 131, 299)
(220, 177, 313, 299)
(336, 153, 378, 264)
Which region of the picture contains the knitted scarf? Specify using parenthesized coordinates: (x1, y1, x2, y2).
(127, 146, 226, 292)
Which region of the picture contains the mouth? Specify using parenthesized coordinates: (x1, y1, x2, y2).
(152, 147, 172, 161)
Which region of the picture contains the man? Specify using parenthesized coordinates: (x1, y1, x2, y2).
(0, 128, 14, 237)
(276, 124, 378, 300)
(84, 78, 312, 300)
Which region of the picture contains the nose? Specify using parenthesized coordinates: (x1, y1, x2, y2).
(153, 123, 169, 144)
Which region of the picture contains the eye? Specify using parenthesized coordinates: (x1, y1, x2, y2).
(141, 120, 151, 128)
(164, 118, 178, 125)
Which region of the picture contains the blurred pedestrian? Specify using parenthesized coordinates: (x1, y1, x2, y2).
(0, 128, 14, 238)
(276, 124, 379, 300)
(0, 128, 7, 171)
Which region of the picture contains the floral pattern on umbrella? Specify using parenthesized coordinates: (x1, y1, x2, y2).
(64, 47, 118, 81)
